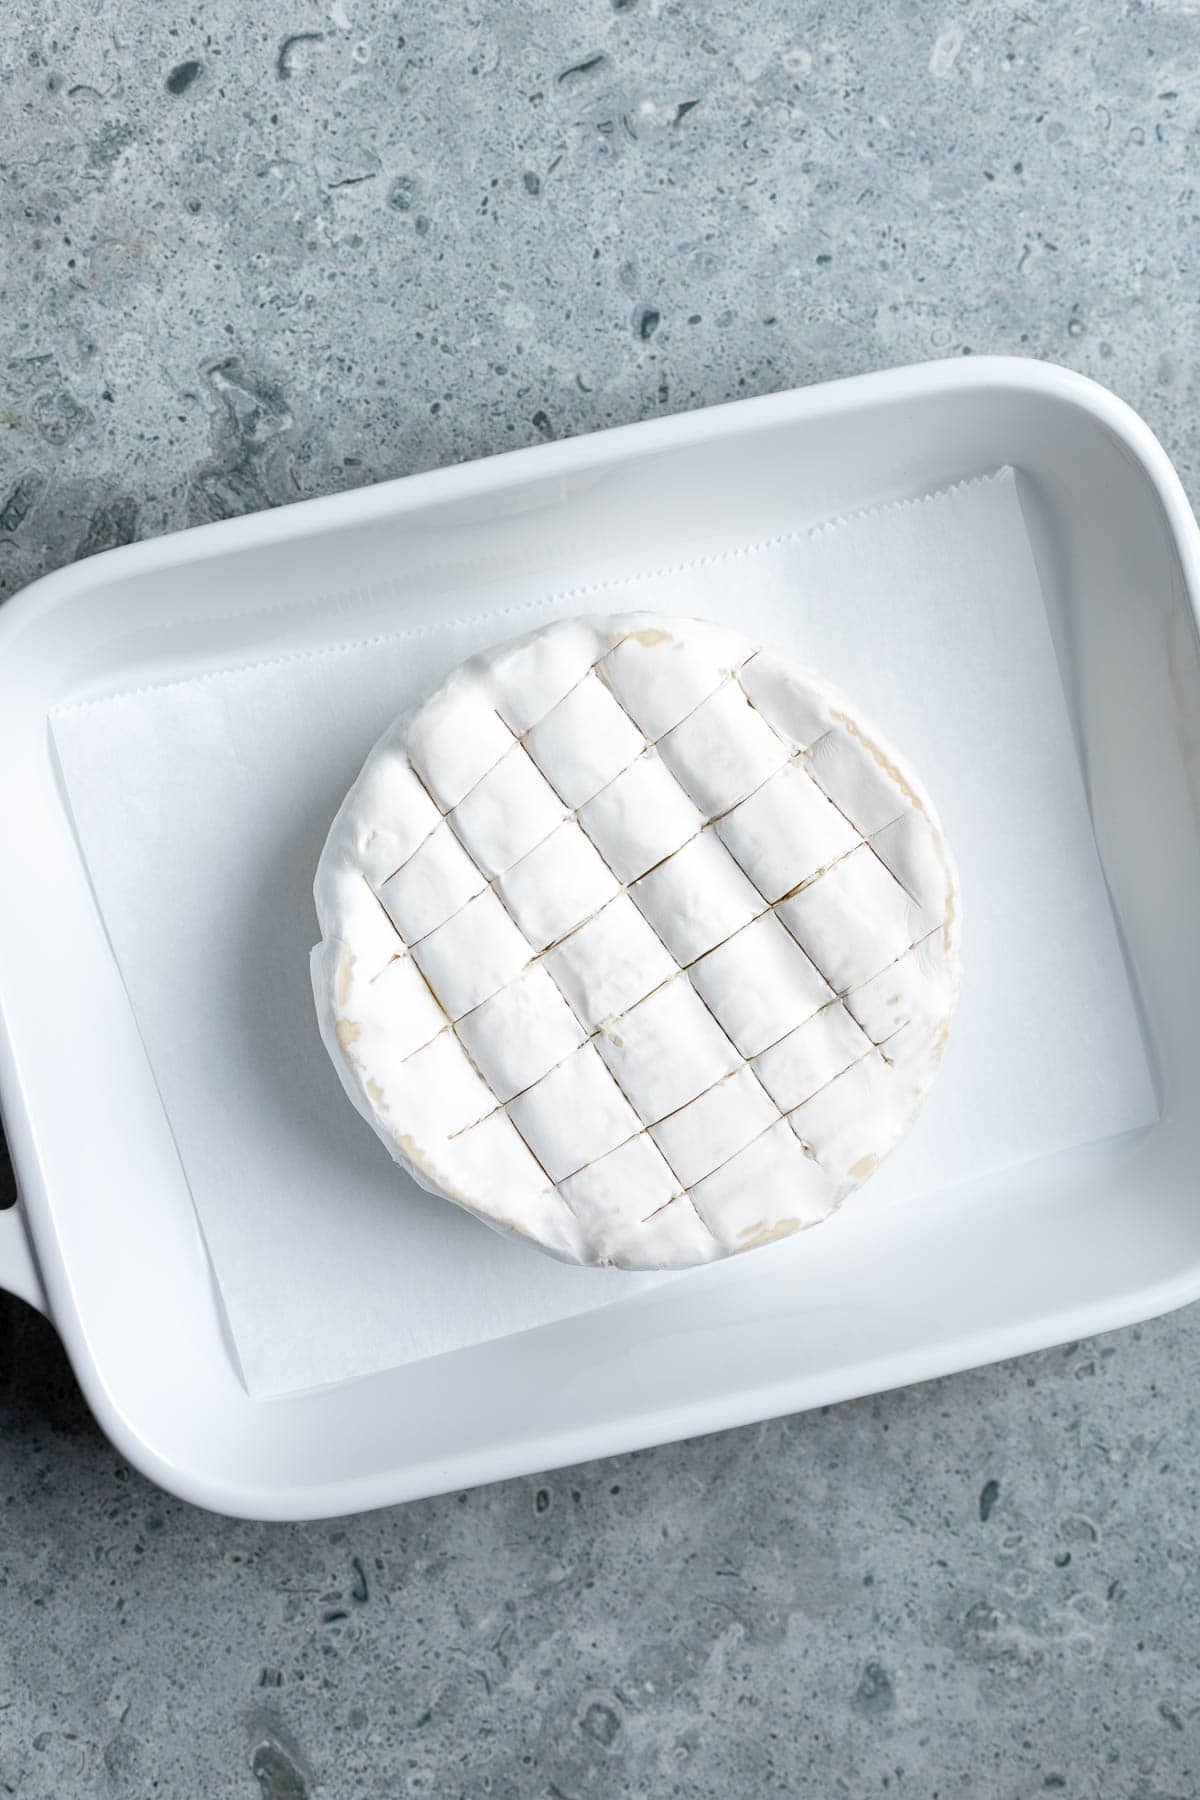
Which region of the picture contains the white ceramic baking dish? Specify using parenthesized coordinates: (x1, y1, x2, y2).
(1, 357, 1197, 1520)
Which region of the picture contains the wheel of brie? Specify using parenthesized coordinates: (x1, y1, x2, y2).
(311, 613, 960, 1269)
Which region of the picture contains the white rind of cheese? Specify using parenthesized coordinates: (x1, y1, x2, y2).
(311, 612, 962, 1270)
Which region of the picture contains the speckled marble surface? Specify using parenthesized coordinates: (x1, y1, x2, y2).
(3, 1, 1200, 1794)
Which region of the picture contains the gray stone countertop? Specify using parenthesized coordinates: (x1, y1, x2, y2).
(2, 2, 1199, 1793)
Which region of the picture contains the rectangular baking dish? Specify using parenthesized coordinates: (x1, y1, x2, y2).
(1, 356, 1197, 1521)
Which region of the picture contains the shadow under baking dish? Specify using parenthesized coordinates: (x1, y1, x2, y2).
(0, 358, 1193, 1518)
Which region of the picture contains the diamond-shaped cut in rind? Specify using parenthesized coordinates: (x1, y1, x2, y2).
(596, 975, 741, 1125)
(630, 832, 763, 966)
(498, 821, 621, 951)
(578, 751, 703, 884)
(650, 1067, 779, 1190)
(411, 889, 531, 1020)
(449, 743, 566, 879)
(507, 1044, 642, 1183)
(525, 672, 647, 807)
(777, 845, 934, 994)
(657, 680, 791, 817)
(753, 1002, 874, 1113)
(715, 761, 859, 903)
(689, 913, 833, 1059)
(379, 821, 487, 944)
(559, 1135, 681, 1238)
(543, 896, 676, 1031)
(456, 965, 586, 1103)
(406, 678, 515, 810)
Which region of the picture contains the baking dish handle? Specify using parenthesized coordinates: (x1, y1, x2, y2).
(0, 1199, 48, 1316)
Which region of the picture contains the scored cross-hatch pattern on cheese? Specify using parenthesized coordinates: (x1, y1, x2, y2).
(312, 613, 961, 1270)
